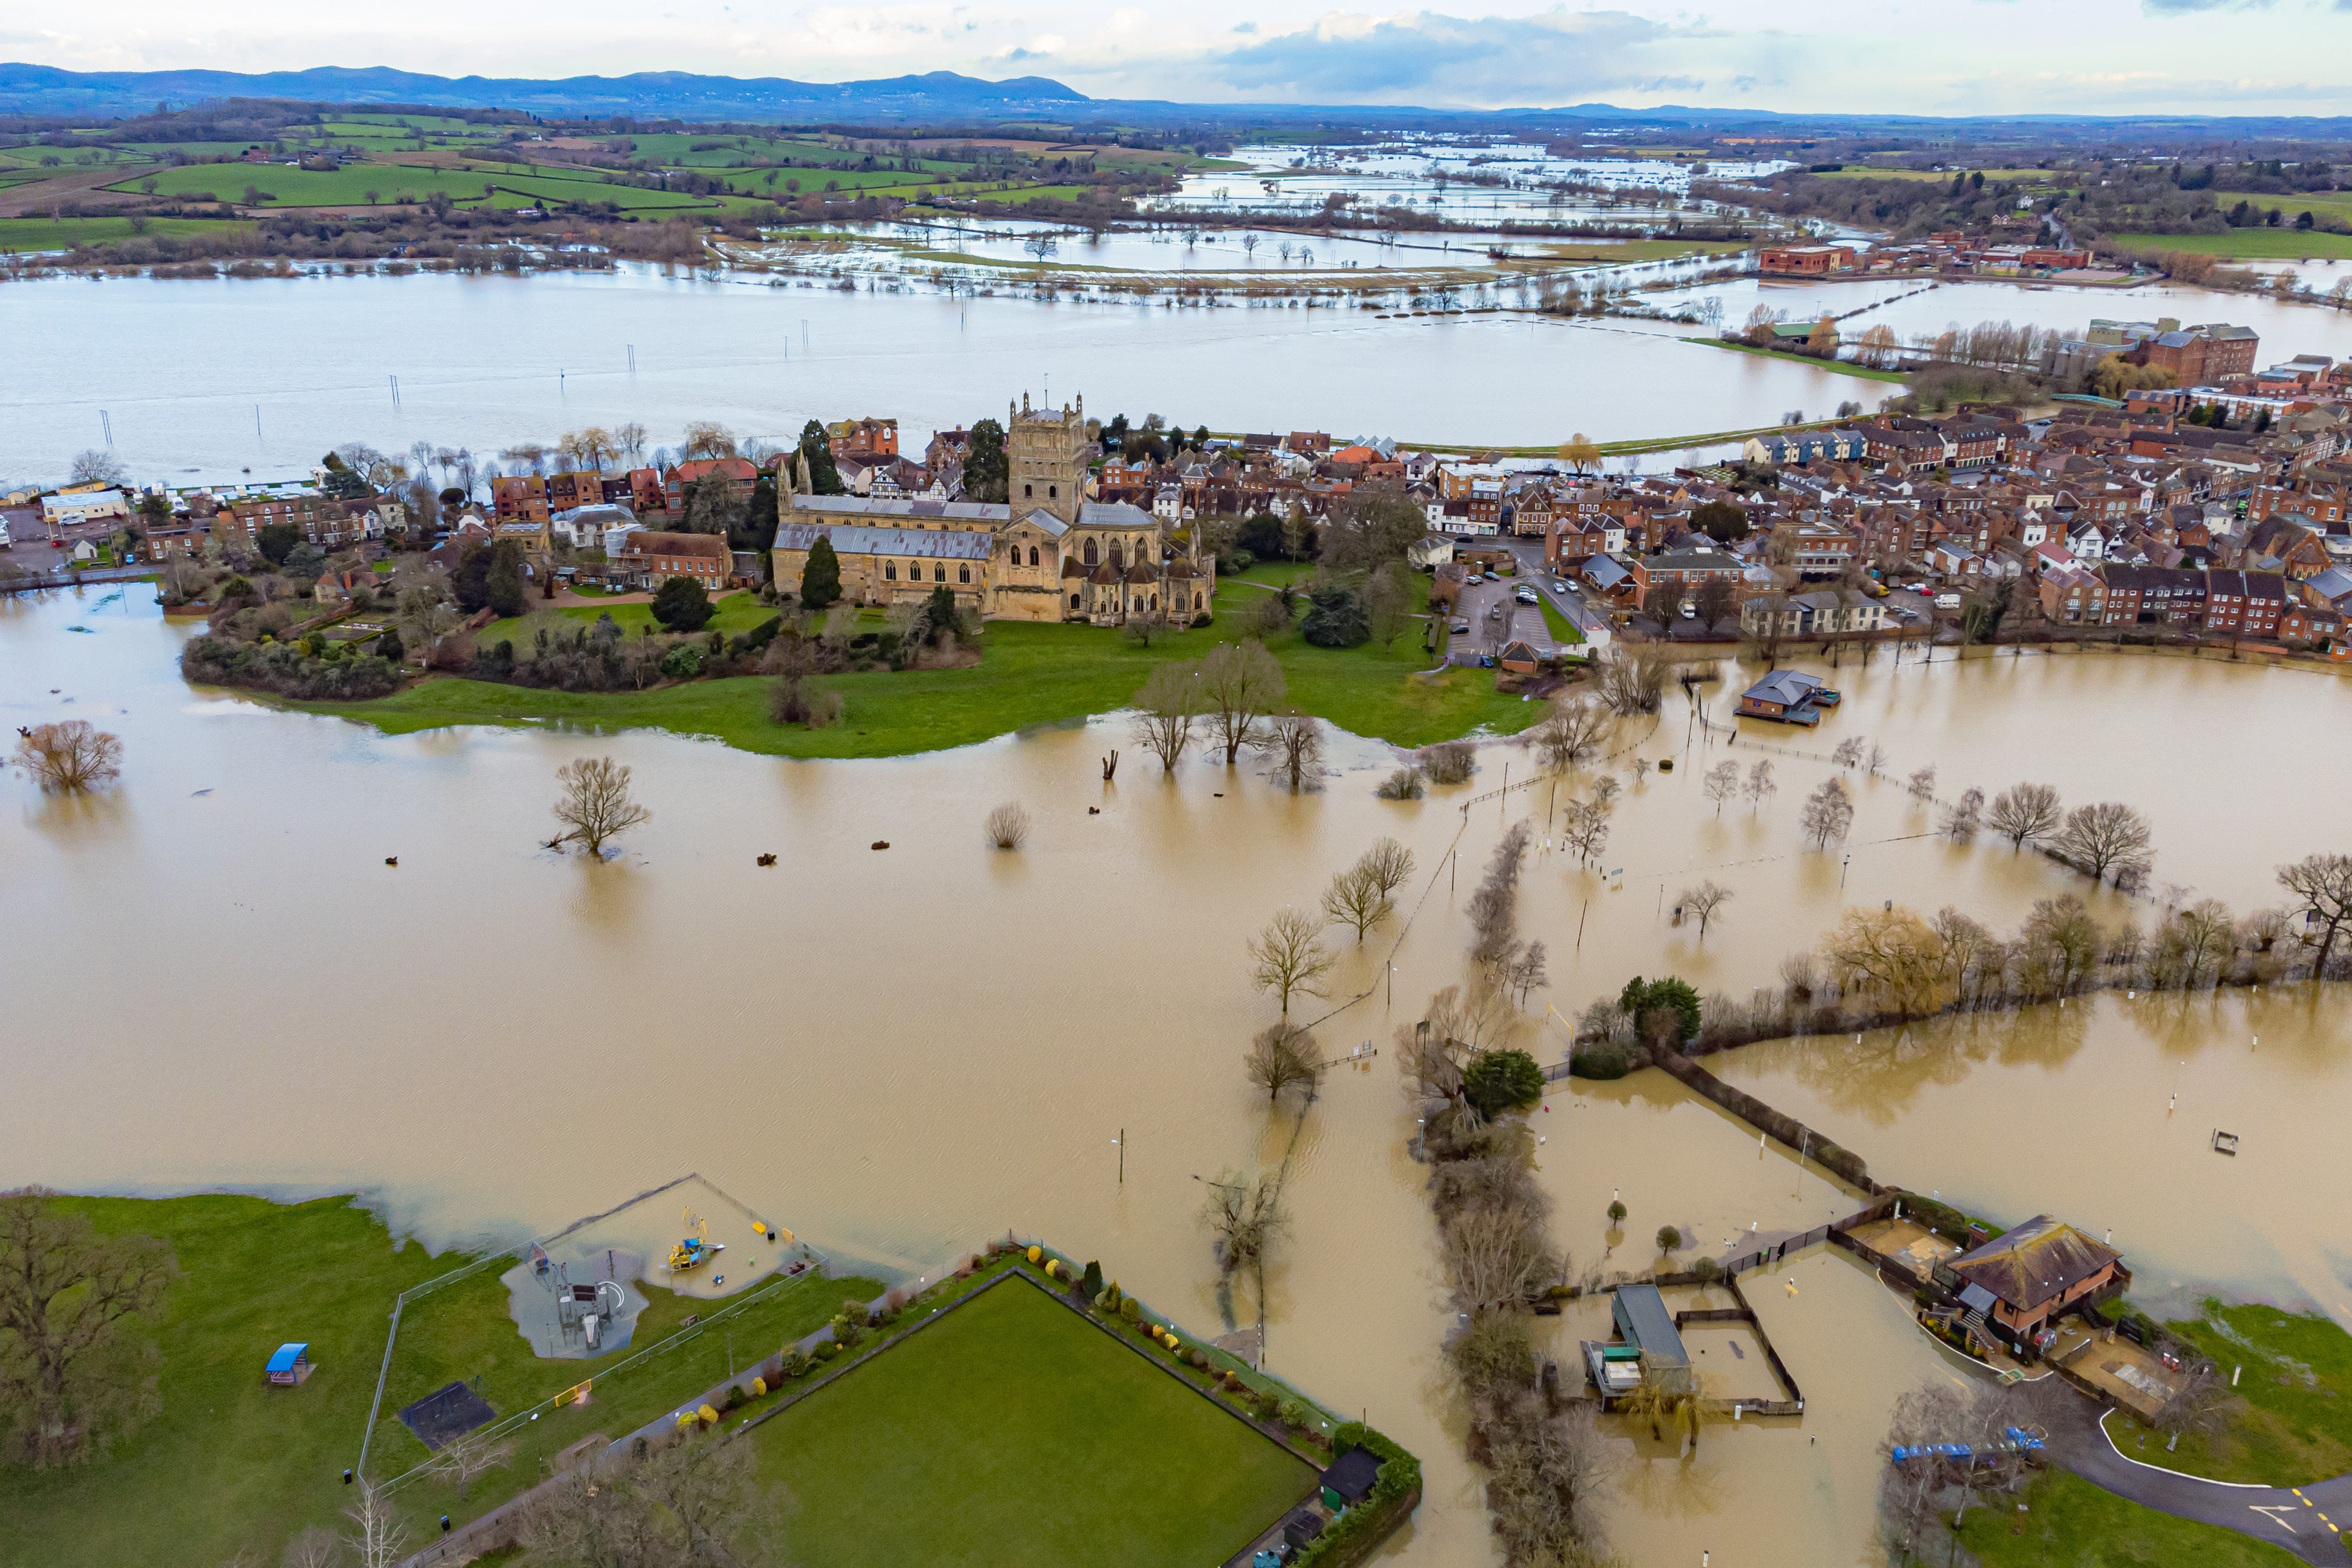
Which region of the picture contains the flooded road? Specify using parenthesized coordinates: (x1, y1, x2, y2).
(5, 589, 2350, 1565)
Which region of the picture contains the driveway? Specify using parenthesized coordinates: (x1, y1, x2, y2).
(2046, 1395, 2352, 1564)
(1447, 574, 1556, 665)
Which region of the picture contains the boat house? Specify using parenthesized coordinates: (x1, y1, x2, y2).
(1582, 1283, 1692, 1403)
(1737, 669, 1840, 725)
(1940, 1216, 2126, 1350)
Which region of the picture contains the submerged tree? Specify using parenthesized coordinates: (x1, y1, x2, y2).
(11, 722, 123, 794)
(1132, 660, 1201, 773)
(1247, 908, 1333, 1019)
(1985, 781, 2062, 850)
(1245, 1023, 1324, 1106)
(550, 756, 652, 857)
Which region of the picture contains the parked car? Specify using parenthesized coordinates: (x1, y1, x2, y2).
(1515, 587, 1539, 605)
(1450, 618, 1470, 634)
(1464, 572, 1484, 584)
(1551, 579, 1568, 593)
(1935, 592, 1962, 610)
(1679, 601, 1697, 619)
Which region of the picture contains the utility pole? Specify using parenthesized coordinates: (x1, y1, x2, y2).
(1117, 1130, 1124, 1185)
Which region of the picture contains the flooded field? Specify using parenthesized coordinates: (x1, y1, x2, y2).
(0, 265, 1886, 483)
(6, 589, 2350, 1564)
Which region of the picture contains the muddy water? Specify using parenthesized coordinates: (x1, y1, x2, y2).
(1714, 988, 2352, 1329)
(6, 588, 2351, 1565)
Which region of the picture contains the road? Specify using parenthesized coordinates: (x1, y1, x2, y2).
(2046, 1395, 2352, 1565)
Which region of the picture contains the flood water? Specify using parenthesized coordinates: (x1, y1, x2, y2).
(6, 589, 2350, 1566)
(4, 265, 1897, 484)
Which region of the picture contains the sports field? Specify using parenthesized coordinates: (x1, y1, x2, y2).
(748, 1277, 1317, 1567)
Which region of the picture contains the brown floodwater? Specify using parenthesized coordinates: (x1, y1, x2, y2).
(5, 586, 2348, 1566)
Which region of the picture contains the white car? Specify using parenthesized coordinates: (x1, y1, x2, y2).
(1551, 579, 1567, 593)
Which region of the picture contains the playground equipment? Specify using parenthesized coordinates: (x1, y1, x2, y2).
(668, 1208, 727, 1274)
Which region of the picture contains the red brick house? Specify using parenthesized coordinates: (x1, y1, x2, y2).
(615, 531, 730, 591)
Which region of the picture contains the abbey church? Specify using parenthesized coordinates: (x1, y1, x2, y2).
(769, 393, 1213, 626)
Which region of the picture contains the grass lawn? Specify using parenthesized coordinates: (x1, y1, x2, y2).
(2212, 191, 2352, 225)
(0, 1193, 490, 1568)
(0, 215, 253, 252)
(302, 565, 1540, 759)
(747, 1277, 1316, 1568)
(472, 588, 773, 647)
(2114, 230, 2352, 261)
(1956, 1469, 2301, 1567)
(2097, 1301, 2352, 1486)
(1689, 338, 1911, 382)
(371, 1262, 873, 1531)
(0, 1191, 876, 1567)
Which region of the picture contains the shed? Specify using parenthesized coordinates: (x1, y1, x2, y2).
(1498, 639, 1539, 675)
(1281, 1507, 1326, 1550)
(1320, 1445, 1382, 1510)
(264, 1343, 313, 1386)
(1609, 1284, 1689, 1370)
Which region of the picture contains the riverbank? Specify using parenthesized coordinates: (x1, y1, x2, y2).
(296, 566, 1540, 759)
(1689, 336, 1913, 381)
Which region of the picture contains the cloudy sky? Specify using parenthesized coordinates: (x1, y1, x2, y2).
(9, 0, 2352, 115)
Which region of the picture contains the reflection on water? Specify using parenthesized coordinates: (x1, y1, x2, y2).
(1716, 988, 2352, 1327)
(6, 589, 2352, 1566)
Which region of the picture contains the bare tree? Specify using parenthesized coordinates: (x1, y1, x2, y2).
(2055, 801, 2153, 886)
(1132, 661, 1201, 772)
(1679, 880, 1733, 939)
(1940, 786, 1985, 840)
(1245, 1023, 1324, 1106)
(984, 802, 1031, 850)
(1501, 939, 1549, 1006)
(0, 1188, 179, 1467)
(1865, 742, 1890, 776)
(1199, 640, 1285, 764)
(1466, 821, 1534, 962)
(1446, 1205, 1560, 1315)
(1357, 837, 1417, 903)
(1800, 777, 1854, 848)
(1252, 710, 1324, 792)
(1248, 908, 1333, 1019)
(1702, 759, 1739, 815)
(679, 420, 738, 459)
(613, 422, 649, 465)
(341, 1480, 410, 1568)
(1595, 644, 1669, 715)
(1559, 796, 1611, 867)
(1198, 1165, 1288, 1281)
(1986, 782, 2062, 850)
(280, 1527, 341, 1568)
(1323, 863, 1392, 941)
(11, 721, 124, 793)
(2278, 853, 2352, 974)
(1530, 695, 1615, 775)
(551, 757, 652, 857)
(1743, 758, 1777, 812)
(1363, 564, 1413, 651)
(1878, 1382, 1968, 1566)
(516, 1434, 761, 1568)
(429, 1430, 514, 1504)
(1831, 735, 1867, 769)
(1906, 765, 1937, 801)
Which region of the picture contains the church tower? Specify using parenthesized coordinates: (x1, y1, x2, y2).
(1007, 391, 1086, 526)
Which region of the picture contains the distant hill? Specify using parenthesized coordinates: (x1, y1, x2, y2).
(0, 64, 1098, 123)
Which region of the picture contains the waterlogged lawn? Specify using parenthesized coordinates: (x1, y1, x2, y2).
(747, 1277, 1316, 1568)
(1958, 1469, 2301, 1568)
(472, 589, 775, 647)
(304, 566, 1541, 758)
(2106, 1301, 2352, 1486)
(2114, 229, 2352, 260)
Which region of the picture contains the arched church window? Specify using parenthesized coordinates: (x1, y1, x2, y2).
(1083, 539, 1097, 565)
(1028, 546, 1039, 566)
(884, 562, 896, 580)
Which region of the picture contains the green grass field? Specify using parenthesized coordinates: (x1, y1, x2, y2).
(305, 564, 1537, 758)
(2093, 1301, 2352, 1486)
(0, 1193, 485, 1568)
(1957, 1469, 2299, 1567)
(473, 589, 775, 647)
(101, 160, 711, 212)
(0, 215, 254, 252)
(2212, 190, 2352, 225)
(370, 1262, 872, 1533)
(0, 1191, 876, 1567)
(748, 1277, 1316, 1568)
(2115, 229, 2352, 261)
(1690, 338, 1910, 381)
(1814, 166, 2057, 183)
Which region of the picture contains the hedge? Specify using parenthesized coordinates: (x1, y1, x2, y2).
(1290, 1422, 1420, 1568)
